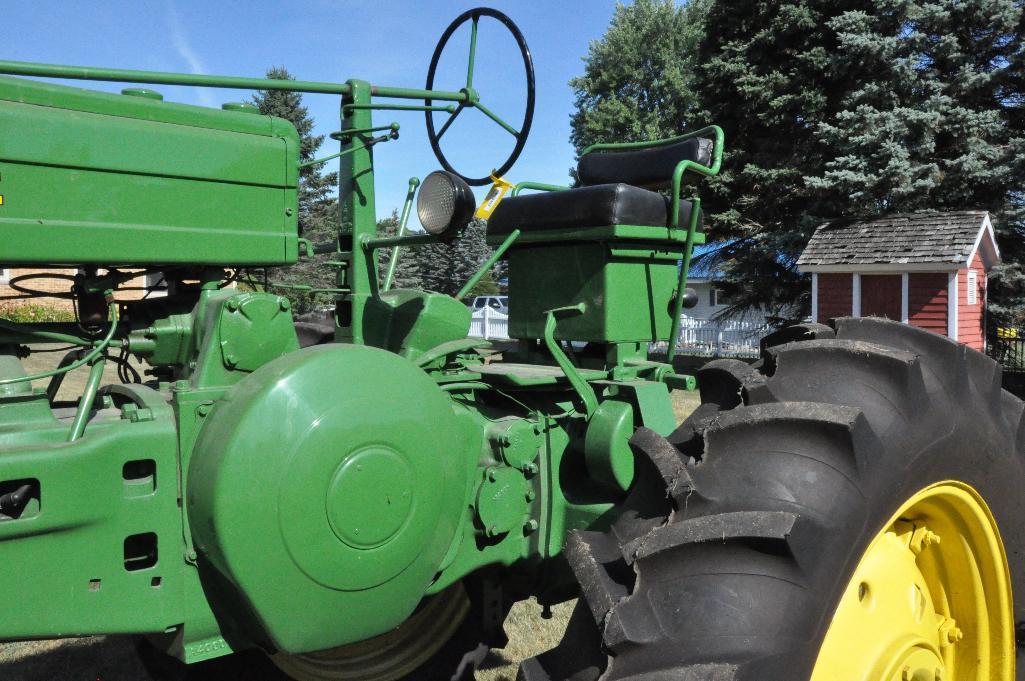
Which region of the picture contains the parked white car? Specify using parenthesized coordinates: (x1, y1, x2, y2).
(470, 295, 508, 314)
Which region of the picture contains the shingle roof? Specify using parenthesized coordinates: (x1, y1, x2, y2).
(797, 211, 989, 267)
(687, 244, 720, 280)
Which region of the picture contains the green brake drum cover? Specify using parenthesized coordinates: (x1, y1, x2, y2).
(187, 344, 468, 653)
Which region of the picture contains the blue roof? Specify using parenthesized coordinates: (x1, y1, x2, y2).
(687, 244, 722, 280)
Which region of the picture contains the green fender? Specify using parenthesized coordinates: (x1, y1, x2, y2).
(187, 343, 469, 653)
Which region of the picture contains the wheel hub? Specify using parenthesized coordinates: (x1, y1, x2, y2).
(811, 481, 1013, 681)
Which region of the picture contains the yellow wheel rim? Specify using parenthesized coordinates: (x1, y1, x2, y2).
(811, 481, 1014, 681)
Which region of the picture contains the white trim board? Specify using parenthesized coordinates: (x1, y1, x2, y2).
(811, 273, 818, 323)
(800, 262, 961, 274)
(901, 273, 909, 323)
(965, 213, 1001, 270)
(947, 271, 958, 339)
(852, 273, 861, 317)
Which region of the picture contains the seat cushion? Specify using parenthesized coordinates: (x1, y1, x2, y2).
(577, 137, 713, 188)
(486, 183, 702, 237)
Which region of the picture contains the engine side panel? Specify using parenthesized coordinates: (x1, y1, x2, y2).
(0, 76, 300, 266)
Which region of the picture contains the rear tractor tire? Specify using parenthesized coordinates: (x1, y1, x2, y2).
(521, 317, 1025, 681)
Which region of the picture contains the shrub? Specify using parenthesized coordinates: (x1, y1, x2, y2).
(0, 302, 76, 323)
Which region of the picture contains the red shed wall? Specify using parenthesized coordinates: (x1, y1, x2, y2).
(958, 253, 986, 351)
(860, 275, 902, 320)
(907, 273, 949, 335)
(817, 273, 852, 321)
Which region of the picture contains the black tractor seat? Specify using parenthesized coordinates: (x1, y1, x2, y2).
(487, 134, 712, 238)
(486, 183, 703, 237)
(577, 136, 713, 188)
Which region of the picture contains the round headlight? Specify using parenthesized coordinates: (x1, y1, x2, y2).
(417, 170, 476, 237)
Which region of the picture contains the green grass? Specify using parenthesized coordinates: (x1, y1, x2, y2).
(0, 303, 76, 323)
(0, 367, 700, 680)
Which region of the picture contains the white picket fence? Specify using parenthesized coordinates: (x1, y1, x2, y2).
(470, 309, 769, 357)
(663, 317, 768, 357)
(469, 307, 510, 340)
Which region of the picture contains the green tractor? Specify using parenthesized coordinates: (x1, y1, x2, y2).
(0, 8, 1022, 681)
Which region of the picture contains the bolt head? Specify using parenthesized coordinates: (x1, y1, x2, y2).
(910, 525, 941, 555)
(279, 297, 291, 311)
(226, 299, 239, 312)
(524, 519, 539, 534)
(487, 468, 498, 482)
(225, 353, 238, 367)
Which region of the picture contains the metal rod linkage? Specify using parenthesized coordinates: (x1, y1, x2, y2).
(0, 59, 471, 102)
(383, 178, 421, 292)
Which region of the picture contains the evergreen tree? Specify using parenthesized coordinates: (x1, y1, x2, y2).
(251, 66, 338, 238)
(703, 0, 1025, 320)
(250, 67, 339, 312)
(417, 220, 497, 296)
(376, 211, 423, 290)
(573, 0, 1025, 323)
(569, 0, 709, 155)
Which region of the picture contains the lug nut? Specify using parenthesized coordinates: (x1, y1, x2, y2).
(910, 525, 941, 555)
(938, 617, 963, 647)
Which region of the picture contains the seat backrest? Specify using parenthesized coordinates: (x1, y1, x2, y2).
(577, 137, 713, 189)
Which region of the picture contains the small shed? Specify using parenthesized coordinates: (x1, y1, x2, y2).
(797, 211, 1000, 352)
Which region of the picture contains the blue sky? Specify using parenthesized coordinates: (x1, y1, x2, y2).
(2, 1, 621, 217)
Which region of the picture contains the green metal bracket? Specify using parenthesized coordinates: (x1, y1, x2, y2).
(342, 102, 457, 114)
(416, 338, 491, 369)
(455, 229, 521, 300)
(67, 357, 106, 442)
(511, 181, 569, 197)
(362, 233, 439, 252)
(666, 196, 702, 363)
(329, 123, 400, 143)
(300, 131, 398, 169)
(542, 305, 598, 419)
(383, 177, 420, 292)
(265, 282, 347, 295)
(663, 373, 698, 391)
(581, 124, 724, 160)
